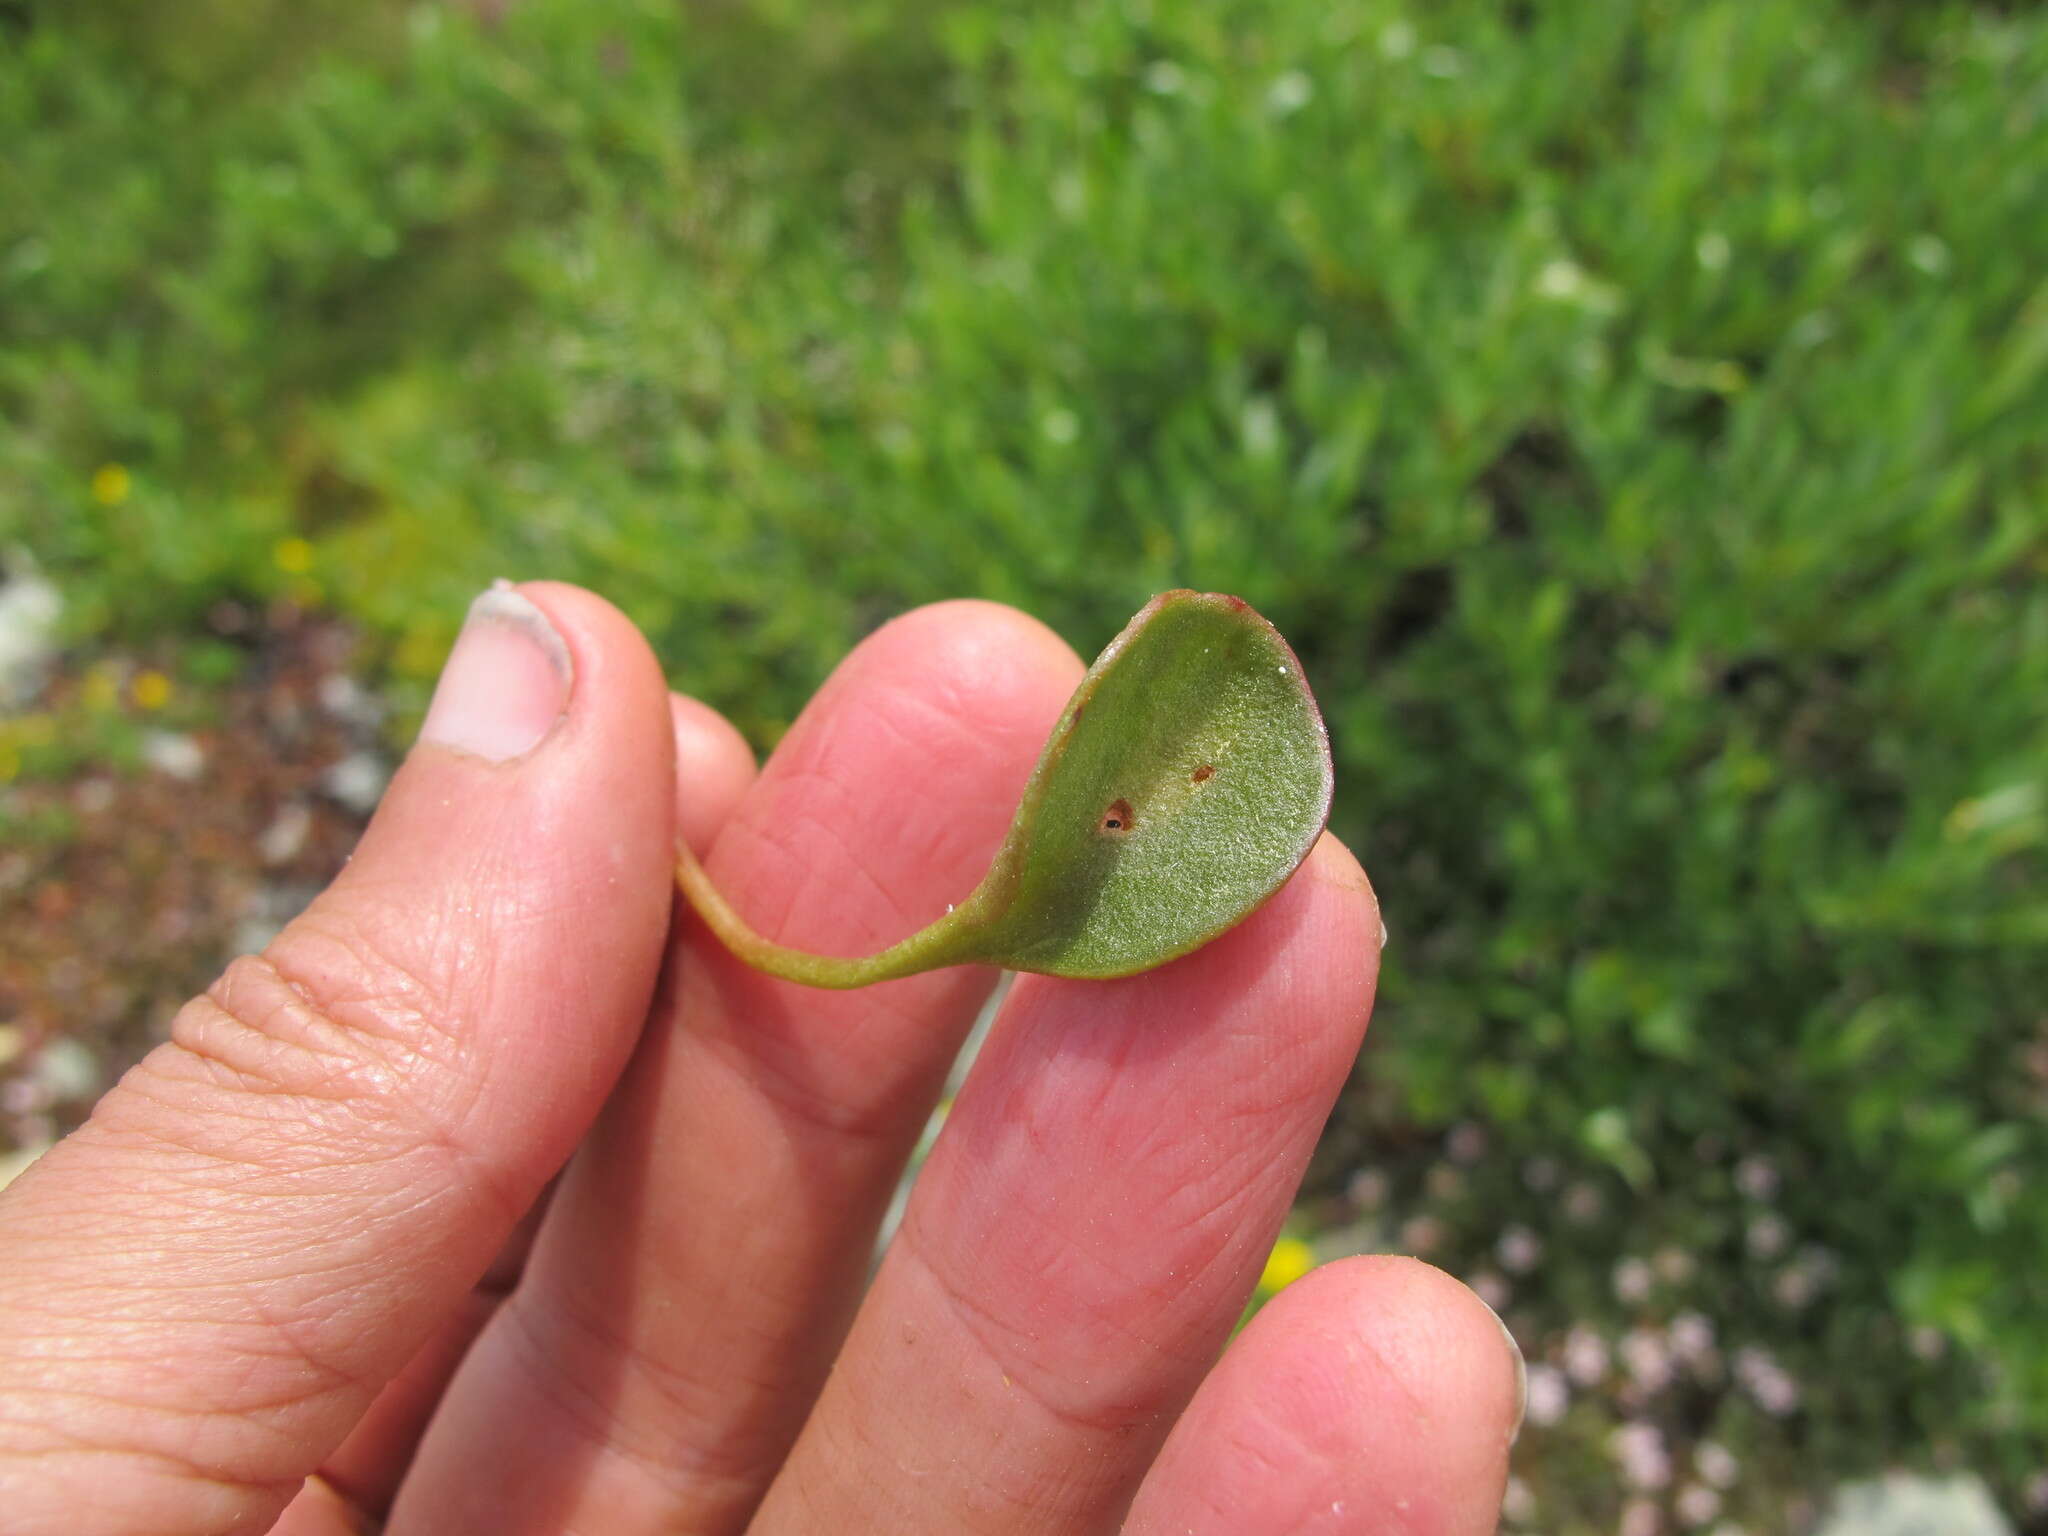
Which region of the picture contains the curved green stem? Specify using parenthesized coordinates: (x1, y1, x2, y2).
(674, 836, 985, 989)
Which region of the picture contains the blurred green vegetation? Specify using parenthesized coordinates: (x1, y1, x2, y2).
(4, 0, 2045, 1521)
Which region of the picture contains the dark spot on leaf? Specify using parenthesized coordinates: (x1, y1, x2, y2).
(1097, 797, 1135, 835)
(1191, 764, 1214, 783)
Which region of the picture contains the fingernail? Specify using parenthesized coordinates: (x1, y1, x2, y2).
(419, 582, 574, 763)
(1483, 1297, 1528, 1445)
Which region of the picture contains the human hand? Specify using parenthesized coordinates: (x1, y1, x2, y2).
(0, 583, 1522, 1534)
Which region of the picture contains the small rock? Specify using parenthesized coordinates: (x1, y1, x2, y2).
(142, 730, 206, 782)
(231, 916, 284, 958)
(30, 1035, 102, 1103)
(257, 800, 314, 866)
(317, 672, 386, 731)
(1500, 1476, 1537, 1525)
(1815, 1473, 2012, 1536)
(232, 881, 324, 956)
(322, 750, 388, 815)
(0, 560, 62, 707)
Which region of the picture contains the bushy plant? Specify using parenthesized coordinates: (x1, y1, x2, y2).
(4, 0, 2044, 1521)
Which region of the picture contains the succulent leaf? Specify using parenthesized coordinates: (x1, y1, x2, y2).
(673, 591, 1333, 988)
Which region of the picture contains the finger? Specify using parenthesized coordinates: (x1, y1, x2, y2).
(273, 693, 761, 1526)
(0, 582, 678, 1536)
(664, 690, 762, 825)
(390, 601, 1085, 1535)
(266, 1473, 379, 1536)
(287, 1201, 545, 1530)
(751, 832, 1382, 1534)
(1125, 1256, 1522, 1534)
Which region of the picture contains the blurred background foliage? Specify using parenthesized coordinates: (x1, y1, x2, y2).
(3, 0, 2045, 1525)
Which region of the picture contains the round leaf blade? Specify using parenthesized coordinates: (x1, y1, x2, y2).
(959, 590, 1333, 977)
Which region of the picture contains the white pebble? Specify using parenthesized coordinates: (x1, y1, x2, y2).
(142, 730, 206, 782)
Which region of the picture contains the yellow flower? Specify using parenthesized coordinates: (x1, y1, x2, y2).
(273, 537, 315, 574)
(132, 670, 172, 711)
(1258, 1235, 1317, 1295)
(90, 463, 131, 507)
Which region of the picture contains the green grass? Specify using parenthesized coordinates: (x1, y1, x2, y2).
(4, 0, 2046, 1523)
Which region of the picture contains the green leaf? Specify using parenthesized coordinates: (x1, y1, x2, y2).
(675, 590, 1333, 987)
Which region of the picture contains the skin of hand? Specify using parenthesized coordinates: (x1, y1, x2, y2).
(0, 583, 1523, 1536)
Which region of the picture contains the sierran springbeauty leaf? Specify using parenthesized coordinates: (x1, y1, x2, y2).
(674, 590, 1332, 988)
